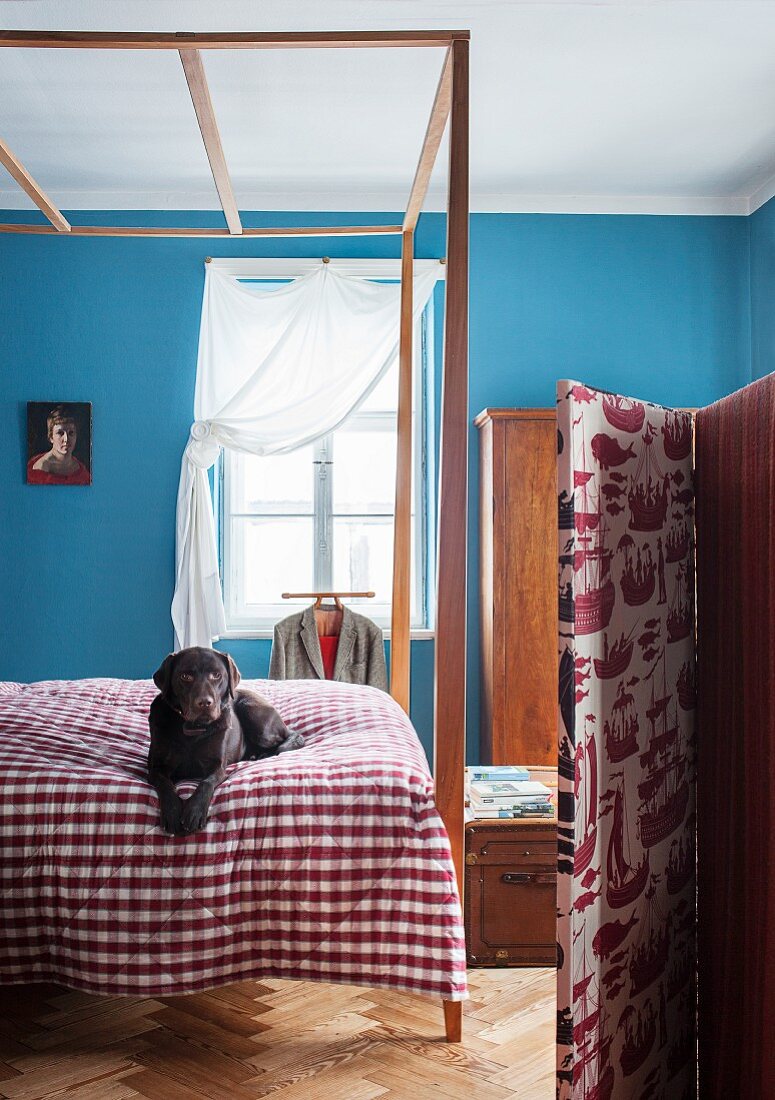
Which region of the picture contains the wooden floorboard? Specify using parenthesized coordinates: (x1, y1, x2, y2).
(0, 969, 555, 1098)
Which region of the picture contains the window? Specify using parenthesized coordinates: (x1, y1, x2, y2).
(220, 282, 434, 634)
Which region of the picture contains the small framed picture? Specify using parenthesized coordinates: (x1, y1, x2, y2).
(27, 402, 92, 486)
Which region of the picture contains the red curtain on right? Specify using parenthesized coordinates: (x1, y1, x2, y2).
(695, 372, 775, 1096)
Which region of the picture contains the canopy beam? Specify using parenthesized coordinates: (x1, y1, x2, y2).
(0, 30, 468, 50)
(179, 49, 242, 235)
(0, 223, 403, 237)
(403, 47, 453, 233)
(0, 136, 70, 232)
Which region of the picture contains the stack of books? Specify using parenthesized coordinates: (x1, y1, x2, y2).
(465, 765, 555, 821)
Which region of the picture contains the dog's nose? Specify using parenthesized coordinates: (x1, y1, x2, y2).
(196, 696, 214, 710)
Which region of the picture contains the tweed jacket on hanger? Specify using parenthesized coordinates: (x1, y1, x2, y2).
(269, 605, 388, 691)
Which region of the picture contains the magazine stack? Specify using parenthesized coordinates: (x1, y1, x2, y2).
(465, 765, 555, 821)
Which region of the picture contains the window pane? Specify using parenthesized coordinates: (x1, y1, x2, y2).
(332, 517, 396, 606)
(221, 298, 429, 630)
(235, 517, 314, 606)
(333, 429, 397, 514)
(234, 448, 314, 514)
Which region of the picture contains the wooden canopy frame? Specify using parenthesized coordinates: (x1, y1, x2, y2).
(0, 29, 469, 1042)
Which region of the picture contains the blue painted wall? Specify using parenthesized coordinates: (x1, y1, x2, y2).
(749, 194, 775, 381)
(0, 209, 750, 762)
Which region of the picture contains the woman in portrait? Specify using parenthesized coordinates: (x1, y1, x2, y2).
(27, 405, 91, 485)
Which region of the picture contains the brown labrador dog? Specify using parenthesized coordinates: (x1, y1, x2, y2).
(148, 646, 304, 835)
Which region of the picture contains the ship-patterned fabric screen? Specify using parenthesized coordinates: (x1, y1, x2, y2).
(556, 381, 697, 1099)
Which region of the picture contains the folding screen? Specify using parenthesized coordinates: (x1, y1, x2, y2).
(556, 382, 696, 1099)
(695, 373, 775, 1097)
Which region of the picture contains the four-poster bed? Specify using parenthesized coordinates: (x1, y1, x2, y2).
(0, 28, 470, 1042)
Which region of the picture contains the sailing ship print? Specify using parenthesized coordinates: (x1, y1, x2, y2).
(574, 716, 599, 877)
(676, 662, 696, 710)
(604, 683, 640, 762)
(667, 560, 693, 643)
(628, 424, 670, 532)
(593, 627, 636, 679)
(573, 947, 615, 1100)
(602, 394, 646, 434)
(638, 654, 689, 849)
(575, 426, 616, 636)
(618, 534, 656, 605)
(630, 880, 671, 996)
(662, 411, 692, 461)
(605, 774, 649, 908)
(618, 1000, 657, 1077)
(665, 521, 690, 563)
(666, 814, 695, 895)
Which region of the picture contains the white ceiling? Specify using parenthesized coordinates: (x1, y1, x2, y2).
(2, 0, 775, 215)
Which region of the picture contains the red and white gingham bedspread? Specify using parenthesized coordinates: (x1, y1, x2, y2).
(0, 678, 467, 1001)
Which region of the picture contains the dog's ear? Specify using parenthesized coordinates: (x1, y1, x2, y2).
(219, 651, 241, 698)
(153, 653, 177, 698)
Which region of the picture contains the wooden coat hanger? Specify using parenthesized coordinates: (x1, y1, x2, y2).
(281, 591, 375, 638)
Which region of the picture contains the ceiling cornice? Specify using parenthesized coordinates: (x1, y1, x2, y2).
(747, 172, 775, 216)
(0, 188, 759, 216)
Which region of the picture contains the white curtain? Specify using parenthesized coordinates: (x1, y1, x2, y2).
(171, 263, 438, 650)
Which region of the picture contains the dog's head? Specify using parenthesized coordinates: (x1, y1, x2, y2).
(153, 646, 241, 729)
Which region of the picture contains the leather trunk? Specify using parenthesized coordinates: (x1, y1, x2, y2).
(465, 819, 557, 967)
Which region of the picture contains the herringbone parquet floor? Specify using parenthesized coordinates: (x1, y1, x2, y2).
(0, 968, 555, 1100)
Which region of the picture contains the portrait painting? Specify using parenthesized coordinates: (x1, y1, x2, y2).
(26, 402, 92, 486)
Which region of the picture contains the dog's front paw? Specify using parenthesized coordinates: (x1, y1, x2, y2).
(179, 791, 211, 835)
(278, 731, 305, 753)
(159, 798, 182, 835)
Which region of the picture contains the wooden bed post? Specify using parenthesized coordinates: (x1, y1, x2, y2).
(390, 230, 414, 713)
(435, 36, 469, 1045)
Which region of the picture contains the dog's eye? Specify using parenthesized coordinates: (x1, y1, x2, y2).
(209, 672, 220, 681)
(179, 672, 194, 682)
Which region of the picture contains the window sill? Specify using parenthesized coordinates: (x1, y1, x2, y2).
(217, 628, 436, 642)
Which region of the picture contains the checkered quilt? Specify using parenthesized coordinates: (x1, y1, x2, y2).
(0, 677, 467, 1001)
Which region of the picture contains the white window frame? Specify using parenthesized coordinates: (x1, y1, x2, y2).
(215, 257, 443, 639)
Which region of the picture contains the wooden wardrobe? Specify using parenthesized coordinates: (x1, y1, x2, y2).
(476, 408, 556, 766)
